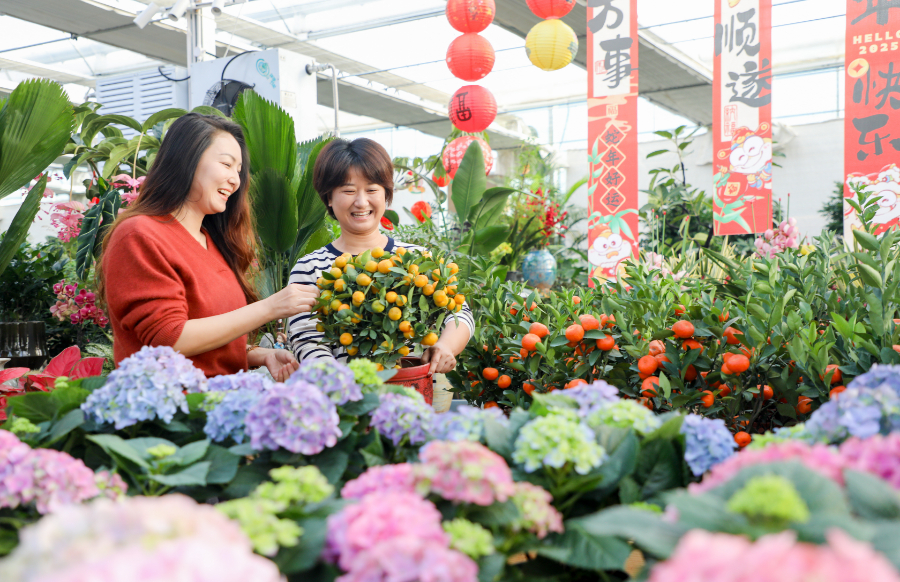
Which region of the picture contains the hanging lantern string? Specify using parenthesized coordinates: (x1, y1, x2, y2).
(337, 46, 523, 80)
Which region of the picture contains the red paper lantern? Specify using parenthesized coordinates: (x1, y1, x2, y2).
(525, 0, 576, 19)
(433, 173, 450, 187)
(442, 136, 493, 179)
(446, 0, 495, 33)
(448, 85, 497, 133)
(446, 33, 495, 82)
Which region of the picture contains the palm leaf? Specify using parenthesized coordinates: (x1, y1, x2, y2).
(250, 168, 298, 253)
(0, 175, 46, 276)
(81, 114, 141, 148)
(452, 141, 486, 225)
(232, 90, 297, 181)
(295, 136, 333, 231)
(0, 79, 75, 200)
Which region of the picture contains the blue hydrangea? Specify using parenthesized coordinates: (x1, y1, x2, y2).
(847, 364, 900, 395)
(81, 346, 204, 429)
(286, 360, 362, 406)
(206, 370, 274, 393)
(370, 393, 435, 446)
(244, 381, 342, 455)
(536, 380, 620, 421)
(204, 389, 263, 443)
(431, 405, 508, 442)
(804, 384, 900, 443)
(680, 414, 737, 476)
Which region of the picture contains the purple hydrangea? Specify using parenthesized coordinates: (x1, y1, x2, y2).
(539, 379, 620, 420)
(805, 375, 900, 443)
(847, 364, 900, 395)
(204, 389, 264, 444)
(206, 371, 274, 393)
(680, 414, 737, 476)
(431, 405, 508, 442)
(370, 393, 434, 446)
(287, 360, 363, 406)
(244, 381, 341, 455)
(81, 346, 205, 429)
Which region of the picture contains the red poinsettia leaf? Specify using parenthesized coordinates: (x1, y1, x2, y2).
(71, 358, 105, 380)
(43, 346, 82, 377)
(0, 367, 30, 384)
(24, 373, 57, 391)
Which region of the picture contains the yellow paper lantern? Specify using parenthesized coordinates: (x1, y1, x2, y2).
(525, 19, 578, 71)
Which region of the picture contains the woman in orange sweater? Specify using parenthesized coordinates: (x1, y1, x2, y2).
(99, 113, 318, 379)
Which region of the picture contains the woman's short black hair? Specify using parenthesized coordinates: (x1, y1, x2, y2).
(313, 137, 394, 218)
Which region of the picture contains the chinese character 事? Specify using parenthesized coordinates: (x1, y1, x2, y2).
(853, 113, 900, 160)
(852, 0, 900, 26)
(715, 8, 761, 58)
(600, 35, 634, 89)
(727, 59, 772, 107)
(452, 91, 473, 122)
(588, 0, 623, 33)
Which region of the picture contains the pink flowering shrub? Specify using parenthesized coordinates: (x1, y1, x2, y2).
(340, 463, 420, 499)
(642, 251, 687, 281)
(111, 174, 145, 205)
(336, 536, 478, 582)
(689, 441, 846, 493)
(0, 430, 124, 514)
(324, 492, 448, 570)
(50, 280, 108, 328)
(415, 441, 516, 506)
(510, 481, 564, 539)
(0, 494, 280, 582)
(648, 529, 900, 582)
(48, 201, 89, 243)
(754, 217, 800, 258)
(840, 433, 900, 489)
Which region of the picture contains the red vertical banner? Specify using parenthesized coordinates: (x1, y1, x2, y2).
(844, 1, 900, 238)
(712, 0, 773, 236)
(586, 0, 639, 286)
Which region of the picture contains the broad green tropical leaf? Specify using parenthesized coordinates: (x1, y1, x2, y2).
(296, 136, 333, 231)
(473, 225, 509, 254)
(141, 108, 188, 133)
(232, 90, 297, 180)
(81, 114, 142, 148)
(451, 141, 487, 224)
(75, 180, 119, 281)
(191, 105, 228, 118)
(0, 174, 46, 276)
(251, 168, 298, 253)
(470, 186, 515, 230)
(0, 79, 75, 199)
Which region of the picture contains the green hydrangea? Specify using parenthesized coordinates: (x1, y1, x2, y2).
(254, 466, 334, 506)
(512, 411, 606, 475)
(217, 498, 302, 556)
(146, 444, 177, 459)
(746, 424, 810, 450)
(348, 359, 383, 391)
(727, 475, 811, 524)
(200, 391, 226, 411)
(443, 518, 494, 559)
(52, 376, 70, 390)
(629, 501, 663, 514)
(586, 400, 662, 435)
(8, 417, 39, 436)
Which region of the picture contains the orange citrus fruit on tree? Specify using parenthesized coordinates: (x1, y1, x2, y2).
(596, 335, 615, 351)
(797, 396, 813, 414)
(423, 284, 435, 296)
(684, 365, 697, 382)
(399, 321, 412, 333)
(414, 274, 428, 287)
(497, 375, 511, 389)
(421, 332, 438, 346)
(483, 367, 499, 381)
(728, 354, 750, 373)
(641, 376, 660, 398)
(386, 291, 398, 303)
(734, 431, 751, 448)
(724, 327, 742, 345)
(820, 364, 842, 385)
(356, 273, 372, 286)
(638, 355, 658, 375)
(565, 379, 588, 389)
(682, 339, 704, 353)
(523, 382, 536, 396)
(377, 259, 393, 274)
(572, 295, 581, 305)
(830, 385, 846, 399)
(340, 333, 353, 346)
(484, 401, 499, 409)
(672, 320, 694, 339)
(756, 385, 774, 400)
(674, 304, 686, 316)
(529, 322, 549, 338)
(522, 333, 541, 352)
(398, 346, 410, 356)
(580, 314, 600, 331)
(648, 340, 665, 356)
(700, 390, 714, 408)
(565, 324, 585, 343)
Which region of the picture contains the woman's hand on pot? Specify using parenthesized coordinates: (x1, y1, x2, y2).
(422, 342, 457, 375)
(268, 284, 319, 319)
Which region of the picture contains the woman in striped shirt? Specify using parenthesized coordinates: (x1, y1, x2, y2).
(288, 138, 474, 374)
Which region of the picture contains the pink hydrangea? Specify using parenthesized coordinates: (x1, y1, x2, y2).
(840, 433, 900, 490)
(336, 536, 477, 582)
(0, 430, 105, 514)
(415, 441, 516, 506)
(340, 464, 420, 499)
(0, 495, 279, 582)
(648, 529, 900, 582)
(510, 482, 564, 539)
(324, 492, 448, 571)
(689, 441, 846, 493)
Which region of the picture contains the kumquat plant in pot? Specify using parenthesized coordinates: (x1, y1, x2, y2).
(312, 247, 465, 370)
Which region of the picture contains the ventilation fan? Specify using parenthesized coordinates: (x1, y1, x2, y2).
(202, 79, 255, 116)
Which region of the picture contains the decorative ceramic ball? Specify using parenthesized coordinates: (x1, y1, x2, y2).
(446, 0, 495, 33)
(525, 0, 576, 19)
(525, 19, 579, 71)
(448, 85, 497, 133)
(446, 33, 495, 81)
(441, 136, 493, 179)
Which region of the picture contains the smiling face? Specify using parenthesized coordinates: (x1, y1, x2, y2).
(729, 135, 771, 175)
(329, 167, 387, 236)
(183, 132, 242, 216)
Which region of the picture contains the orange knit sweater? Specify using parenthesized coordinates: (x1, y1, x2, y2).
(102, 214, 249, 377)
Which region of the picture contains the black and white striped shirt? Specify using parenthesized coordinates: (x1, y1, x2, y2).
(287, 238, 475, 362)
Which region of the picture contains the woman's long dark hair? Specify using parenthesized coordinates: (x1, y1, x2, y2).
(98, 113, 258, 303)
